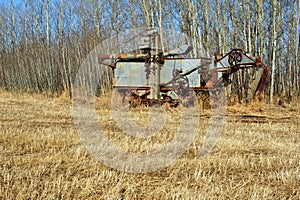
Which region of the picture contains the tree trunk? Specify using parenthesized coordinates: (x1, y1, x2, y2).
(270, 0, 277, 104)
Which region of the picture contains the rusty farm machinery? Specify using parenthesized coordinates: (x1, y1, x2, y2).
(98, 29, 269, 107)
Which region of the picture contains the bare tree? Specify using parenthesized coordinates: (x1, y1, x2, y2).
(0, 0, 298, 104)
(270, 0, 277, 104)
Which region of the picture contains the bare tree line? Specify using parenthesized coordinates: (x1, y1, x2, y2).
(0, 0, 299, 104)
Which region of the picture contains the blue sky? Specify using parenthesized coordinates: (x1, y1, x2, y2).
(0, 0, 22, 7)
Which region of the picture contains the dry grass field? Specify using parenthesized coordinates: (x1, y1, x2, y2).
(1, 91, 300, 199)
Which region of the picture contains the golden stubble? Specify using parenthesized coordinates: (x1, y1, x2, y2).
(0, 91, 299, 199)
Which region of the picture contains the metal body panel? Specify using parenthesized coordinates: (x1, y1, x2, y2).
(115, 62, 148, 87)
(115, 59, 216, 88)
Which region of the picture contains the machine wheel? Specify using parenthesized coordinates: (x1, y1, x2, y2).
(164, 96, 172, 103)
(196, 90, 210, 109)
(172, 69, 189, 97)
(228, 51, 242, 65)
(112, 89, 142, 108)
(127, 91, 142, 108)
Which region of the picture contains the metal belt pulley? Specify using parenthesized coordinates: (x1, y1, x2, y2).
(228, 50, 242, 66)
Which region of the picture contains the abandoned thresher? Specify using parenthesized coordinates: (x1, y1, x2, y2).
(98, 29, 269, 106)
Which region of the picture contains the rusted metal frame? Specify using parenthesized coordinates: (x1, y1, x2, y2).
(214, 51, 232, 63)
(114, 86, 150, 90)
(158, 61, 211, 88)
(204, 62, 255, 88)
(99, 53, 149, 69)
(256, 66, 270, 95)
(98, 60, 116, 69)
(247, 67, 264, 100)
(215, 62, 256, 72)
(214, 48, 242, 63)
(182, 61, 212, 76)
(214, 49, 256, 65)
(99, 53, 147, 60)
(163, 56, 211, 61)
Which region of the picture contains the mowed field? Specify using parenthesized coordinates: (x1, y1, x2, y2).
(1, 91, 300, 199)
